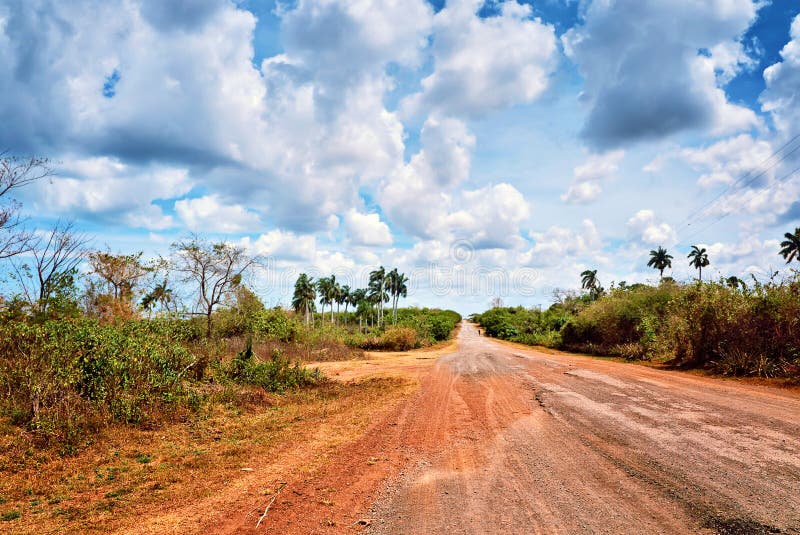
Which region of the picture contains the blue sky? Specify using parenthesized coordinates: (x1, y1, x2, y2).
(1, 0, 800, 314)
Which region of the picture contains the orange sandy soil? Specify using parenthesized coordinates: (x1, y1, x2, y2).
(0, 338, 449, 535)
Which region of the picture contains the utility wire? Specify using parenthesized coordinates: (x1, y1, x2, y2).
(673, 132, 800, 234)
(679, 163, 800, 244)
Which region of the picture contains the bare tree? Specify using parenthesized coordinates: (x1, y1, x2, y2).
(85, 250, 154, 319)
(88, 250, 152, 300)
(11, 220, 90, 313)
(172, 236, 259, 337)
(0, 154, 53, 259)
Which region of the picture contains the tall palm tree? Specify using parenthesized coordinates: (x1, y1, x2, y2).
(350, 288, 368, 331)
(779, 227, 800, 264)
(688, 246, 710, 282)
(333, 281, 346, 323)
(368, 266, 388, 326)
(339, 284, 351, 323)
(141, 279, 175, 316)
(316, 276, 336, 322)
(292, 273, 316, 326)
(580, 269, 598, 291)
(387, 269, 409, 325)
(647, 246, 673, 279)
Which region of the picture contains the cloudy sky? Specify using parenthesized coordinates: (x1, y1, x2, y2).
(2, 0, 800, 313)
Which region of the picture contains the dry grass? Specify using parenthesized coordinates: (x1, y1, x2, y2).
(0, 377, 415, 534)
(223, 336, 364, 363)
(312, 335, 458, 382)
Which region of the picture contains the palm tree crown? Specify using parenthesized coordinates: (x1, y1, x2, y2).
(581, 269, 598, 291)
(687, 246, 710, 281)
(779, 227, 800, 264)
(580, 269, 604, 299)
(647, 246, 673, 278)
(292, 273, 316, 325)
(316, 275, 338, 322)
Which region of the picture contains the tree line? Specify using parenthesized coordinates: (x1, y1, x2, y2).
(579, 231, 800, 297)
(292, 267, 409, 329)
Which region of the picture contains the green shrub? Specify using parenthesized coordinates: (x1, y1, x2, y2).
(395, 308, 460, 344)
(361, 327, 418, 351)
(226, 339, 322, 392)
(250, 309, 300, 342)
(2, 510, 20, 521)
(0, 318, 202, 447)
(474, 306, 565, 348)
(658, 280, 800, 375)
(560, 283, 680, 358)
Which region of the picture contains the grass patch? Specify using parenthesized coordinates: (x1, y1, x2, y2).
(0, 376, 414, 534)
(2, 510, 21, 521)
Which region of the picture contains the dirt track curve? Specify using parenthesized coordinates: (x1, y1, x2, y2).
(228, 321, 800, 534)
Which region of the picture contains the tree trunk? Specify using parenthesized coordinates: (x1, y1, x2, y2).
(379, 282, 384, 326)
(206, 307, 213, 338)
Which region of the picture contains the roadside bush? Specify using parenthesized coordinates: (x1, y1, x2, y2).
(0, 318, 201, 448)
(477, 276, 800, 378)
(560, 283, 680, 358)
(226, 339, 323, 392)
(361, 327, 418, 351)
(395, 308, 461, 344)
(659, 280, 800, 376)
(251, 309, 301, 342)
(474, 306, 567, 348)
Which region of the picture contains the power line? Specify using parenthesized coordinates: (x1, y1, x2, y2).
(673, 132, 800, 234)
(679, 163, 800, 245)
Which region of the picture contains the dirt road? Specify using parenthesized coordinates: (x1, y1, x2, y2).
(233, 322, 800, 534)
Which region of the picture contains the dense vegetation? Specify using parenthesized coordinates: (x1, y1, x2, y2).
(0, 236, 459, 453)
(475, 234, 800, 380)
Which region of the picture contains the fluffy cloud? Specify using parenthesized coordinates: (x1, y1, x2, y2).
(525, 219, 602, 267)
(378, 114, 530, 248)
(708, 177, 800, 226)
(401, 0, 557, 119)
(343, 210, 393, 247)
(174, 195, 261, 234)
(0, 0, 266, 163)
(414, 117, 476, 188)
(563, 0, 761, 149)
(627, 210, 678, 246)
(26, 156, 192, 230)
(561, 150, 625, 204)
(280, 0, 432, 104)
(241, 230, 316, 262)
(680, 134, 774, 188)
(139, 0, 226, 32)
(451, 183, 531, 249)
(378, 116, 475, 238)
(0, 0, 425, 234)
(761, 14, 800, 137)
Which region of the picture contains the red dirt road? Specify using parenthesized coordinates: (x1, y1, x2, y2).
(228, 322, 800, 534)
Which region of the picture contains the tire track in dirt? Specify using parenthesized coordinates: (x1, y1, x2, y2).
(365, 323, 800, 534)
(216, 322, 800, 534)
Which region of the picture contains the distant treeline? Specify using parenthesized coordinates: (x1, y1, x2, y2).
(474, 276, 800, 379)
